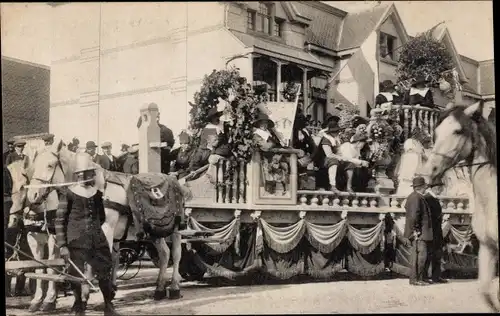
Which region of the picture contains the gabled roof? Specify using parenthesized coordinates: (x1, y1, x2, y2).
(479, 60, 495, 96)
(430, 25, 468, 83)
(337, 4, 390, 51)
(296, 1, 346, 52)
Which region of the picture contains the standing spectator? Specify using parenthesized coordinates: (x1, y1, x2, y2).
(97, 142, 118, 171)
(3, 138, 15, 166)
(5, 140, 27, 166)
(42, 133, 55, 147)
(85, 141, 100, 163)
(425, 182, 448, 284)
(67, 137, 80, 153)
(122, 145, 139, 175)
(115, 144, 129, 172)
(404, 176, 433, 286)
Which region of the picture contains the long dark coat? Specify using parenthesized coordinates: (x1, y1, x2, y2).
(97, 154, 118, 171)
(404, 191, 434, 241)
(425, 193, 443, 244)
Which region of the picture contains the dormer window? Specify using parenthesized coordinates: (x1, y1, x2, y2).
(380, 32, 397, 61)
(247, 2, 283, 38)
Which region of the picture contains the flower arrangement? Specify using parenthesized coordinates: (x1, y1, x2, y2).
(334, 103, 366, 143)
(282, 82, 301, 102)
(188, 67, 260, 162)
(396, 34, 454, 84)
(367, 107, 404, 163)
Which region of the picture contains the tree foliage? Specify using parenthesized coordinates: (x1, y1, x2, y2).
(188, 68, 260, 162)
(396, 35, 454, 83)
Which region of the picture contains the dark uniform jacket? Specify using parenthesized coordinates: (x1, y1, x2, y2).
(375, 92, 403, 106)
(170, 147, 193, 178)
(123, 154, 139, 174)
(407, 88, 435, 108)
(3, 151, 13, 166)
(55, 190, 107, 248)
(5, 152, 26, 166)
(97, 154, 118, 171)
(425, 193, 443, 244)
(159, 124, 175, 174)
(404, 191, 434, 241)
(115, 152, 128, 172)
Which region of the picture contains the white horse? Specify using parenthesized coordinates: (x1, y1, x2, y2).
(26, 138, 184, 300)
(423, 102, 499, 311)
(7, 159, 64, 312)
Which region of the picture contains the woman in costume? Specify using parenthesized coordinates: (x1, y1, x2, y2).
(170, 130, 194, 179)
(407, 76, 435, 108)
(395, 126, 432, 196)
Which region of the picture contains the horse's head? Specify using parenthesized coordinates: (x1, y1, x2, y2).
(424, 101, 495, 184)
(27, 138, 71, 204)
(6, 160, 30, 228)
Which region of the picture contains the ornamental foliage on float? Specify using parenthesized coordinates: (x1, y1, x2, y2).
(396, 33, 454, 83)
(367, 105, 403, 164)
(188, 68, 260, 162)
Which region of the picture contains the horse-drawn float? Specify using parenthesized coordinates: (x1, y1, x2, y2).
(135, 94, 477, 283)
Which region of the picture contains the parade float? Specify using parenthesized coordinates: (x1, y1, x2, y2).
(135, 65, 477, 283)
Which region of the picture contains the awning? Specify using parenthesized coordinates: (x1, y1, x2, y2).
(231, 31, 333, 72)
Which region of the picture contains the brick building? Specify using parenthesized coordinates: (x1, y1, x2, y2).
(2, 56, 50, 147)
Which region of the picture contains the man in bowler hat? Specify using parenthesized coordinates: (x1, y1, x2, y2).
(424, 182, 448, 284)
(404, 176, 433, 286)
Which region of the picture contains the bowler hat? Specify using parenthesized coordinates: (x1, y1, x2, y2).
(7, 138, 15, 145)
(411, 176, 428, 188)
(101, 141, 112, 148)
(324, 113, 341, 124)
(128, 143, 139, 154)
(253, 112, 275, 129)
(86, 141, 98, 149)
(381, 80, 396, 91)
(178, 130, 190, 144)
(412, 76, 427, 87)
(14, 139, 26, 147)
(326, 120, 342, 133)
(42, 133, 55, 141)
(207, 107, 224, 120)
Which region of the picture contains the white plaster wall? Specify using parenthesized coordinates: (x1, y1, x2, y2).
(336, 60, 360, 106)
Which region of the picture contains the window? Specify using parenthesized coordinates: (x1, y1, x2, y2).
(247, 10, 256, 30)
(247, 2, 283, 38)
(379, 32, 397, 61)
(274, 19, 283, 37)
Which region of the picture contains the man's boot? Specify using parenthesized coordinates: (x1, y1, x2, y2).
(99, 280, 121, 316)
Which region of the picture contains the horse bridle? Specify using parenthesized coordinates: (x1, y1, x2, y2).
(430, 131, 491, 179)
(30, 151, 66, 205)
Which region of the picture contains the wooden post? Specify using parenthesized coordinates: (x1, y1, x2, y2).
(139, 102, 161, 173)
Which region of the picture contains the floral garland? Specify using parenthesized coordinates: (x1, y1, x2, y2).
(188, 68, 260, 162)
(366, 107, 404, 163)
(282, 82, 301, 102)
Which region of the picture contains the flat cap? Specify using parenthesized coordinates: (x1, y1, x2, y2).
(101, 141, 112, 148)
(42, 133, 55, 141)
(14, 139, 26, 146)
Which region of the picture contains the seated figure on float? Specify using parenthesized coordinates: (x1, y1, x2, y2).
(292, 110, 317, 190)
(314, 113, 340, 190)
(253, 112, 290, 195)
(407, 76, 435, 108)
(375, 80, 403, 108)
(314, 120, 369, 194)
(395, 126, 432, 196)
(189, 106, 231, 181)
(170, 130, 193, 179)
(338, 131, 371, 193)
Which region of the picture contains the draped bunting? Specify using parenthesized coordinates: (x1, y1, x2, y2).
(188, 217, 240, 254)
(180, 215, 477, 282)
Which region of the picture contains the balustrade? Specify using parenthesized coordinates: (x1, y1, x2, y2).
(389, 195, 471, 213)
(214, 159, 248, 204)
(297, 191, 381, 209)
(399, 105, 440, 141)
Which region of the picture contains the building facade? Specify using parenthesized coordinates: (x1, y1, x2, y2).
(48, 2, 495, 154)
(2, 56, 50, 146)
